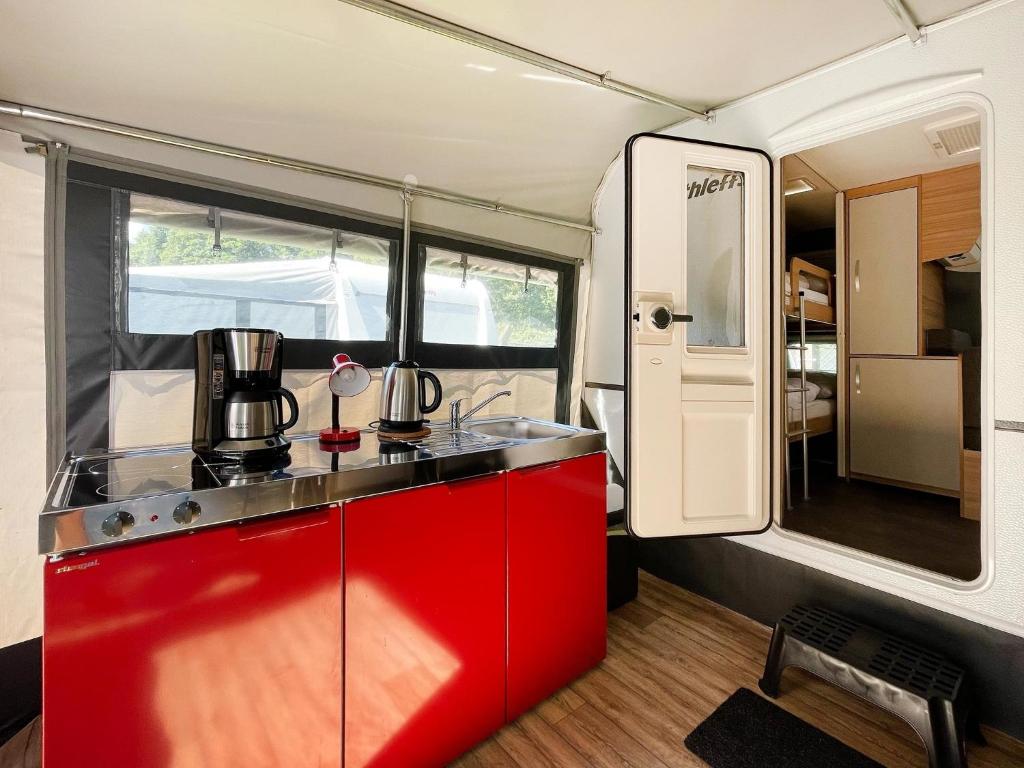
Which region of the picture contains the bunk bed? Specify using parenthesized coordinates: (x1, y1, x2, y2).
(787, 378, 836, 440)
(785, 257, 835, 324)
(784, 258, 837, 507)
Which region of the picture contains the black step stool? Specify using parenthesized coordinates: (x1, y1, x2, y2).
(759, 605, 976, 768)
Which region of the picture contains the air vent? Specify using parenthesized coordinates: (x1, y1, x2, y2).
(924, 113, 981, 158)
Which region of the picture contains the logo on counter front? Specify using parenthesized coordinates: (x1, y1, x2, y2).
(54, 559, 99, 574)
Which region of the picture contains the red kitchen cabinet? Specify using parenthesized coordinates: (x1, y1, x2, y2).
(343, 475, 506, 768)
(43, 505, 342, 768)
(506, 453, 607, 719)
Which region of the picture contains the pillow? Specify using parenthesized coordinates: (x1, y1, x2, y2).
(786, 378, 820, 410)
(806, 371, 836, 399)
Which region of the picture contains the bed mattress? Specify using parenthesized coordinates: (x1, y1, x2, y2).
(788, 397, 835, 424)
(785, 272, 830, 306)
(785, 285, 829, 306)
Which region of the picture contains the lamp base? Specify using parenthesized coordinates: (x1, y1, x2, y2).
(319, 427, 361, 444)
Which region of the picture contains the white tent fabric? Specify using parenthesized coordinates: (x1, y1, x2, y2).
(109, 368, 556, 449)
(130, 258, 386, 341)
(0, 131, 46, 647)
(128, 256, 503, 344)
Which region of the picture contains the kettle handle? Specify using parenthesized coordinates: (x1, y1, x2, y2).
(418, 371, 442, 415)
(276, 387, 300, 432)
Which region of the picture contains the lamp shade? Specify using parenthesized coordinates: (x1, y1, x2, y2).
(328, 354, 370, 397)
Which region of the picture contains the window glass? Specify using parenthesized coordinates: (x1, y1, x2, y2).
(787, 342, 837, 373)
(127, 193, 393, 340)
(420, 247, 559, 347)
(685, 166, 745, 348)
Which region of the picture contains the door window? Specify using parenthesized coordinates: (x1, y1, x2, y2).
(685, 166, 745, 349)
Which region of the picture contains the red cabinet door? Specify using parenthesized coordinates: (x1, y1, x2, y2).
(343, 476, 506, 768)
(44, 506, 342, 768)
(506, 453, 607, 720)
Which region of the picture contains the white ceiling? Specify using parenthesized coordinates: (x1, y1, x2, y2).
(402, 0, 986, 106)
(783, 105, 983, 237)
(798, 106, 983, 190)
(0, 0, 988, 224)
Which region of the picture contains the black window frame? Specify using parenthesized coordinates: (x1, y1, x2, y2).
(404, 231, 577, 422)
(61, 161, 578, 454)
(68, 161, 405, 371)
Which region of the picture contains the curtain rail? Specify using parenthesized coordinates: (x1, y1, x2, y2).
(0, 100, 597, 233)
(880, 0, 924, 43)
(338, 0, 711, 121)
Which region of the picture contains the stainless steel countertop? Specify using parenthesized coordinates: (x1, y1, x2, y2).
(39, 417, 606, 557)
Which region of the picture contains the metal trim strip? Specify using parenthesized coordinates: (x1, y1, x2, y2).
(995, 420, 1024, 433)
(39, 428, 606, 557)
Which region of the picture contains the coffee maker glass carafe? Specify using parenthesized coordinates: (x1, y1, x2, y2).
(193, 328, 299, 463)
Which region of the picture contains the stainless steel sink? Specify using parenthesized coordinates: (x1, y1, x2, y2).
(462, 417, 578, 441)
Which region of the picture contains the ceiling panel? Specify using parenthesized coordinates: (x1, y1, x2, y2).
(0, 0, 988, 224)
(798, 106, 982, 190)
(399, 0, 986, 106)
(0, 0, 673, 219)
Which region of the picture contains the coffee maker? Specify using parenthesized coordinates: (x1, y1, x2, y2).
(192, 329, 299, 463)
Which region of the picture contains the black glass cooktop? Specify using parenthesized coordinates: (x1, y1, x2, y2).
(54, 431, 504, 511)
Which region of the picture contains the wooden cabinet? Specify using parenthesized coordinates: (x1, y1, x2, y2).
(343, 476, 507, 768)
(961, 449, 981, 520)
(847, 187, 919, 356)
(849, 357, 960, 493)
(506, 453, 607, 720)
(842, 164, 980, 498)
(920, 164, 981, 263)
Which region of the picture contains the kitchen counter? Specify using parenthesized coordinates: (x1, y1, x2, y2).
(39, 417, 605, 556)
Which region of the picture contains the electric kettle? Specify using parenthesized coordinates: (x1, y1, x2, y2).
(378, 360, 442, 433)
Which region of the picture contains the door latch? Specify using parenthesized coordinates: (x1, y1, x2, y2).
(633, 292, 689, 345)
(649, 306, 693, 329)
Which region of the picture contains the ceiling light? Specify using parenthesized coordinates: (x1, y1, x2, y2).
(465, 63, 496, 73)
(784, 178, 816, 196)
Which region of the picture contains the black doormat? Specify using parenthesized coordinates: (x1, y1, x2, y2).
(684, 688, 883, 768)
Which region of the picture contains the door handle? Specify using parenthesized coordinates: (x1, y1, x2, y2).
(649, 306, 693, 330)
(854, 365, 861, 395)
(853, 260, 861, 293)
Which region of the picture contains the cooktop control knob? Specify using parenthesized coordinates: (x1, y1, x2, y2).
(173, 500, 201, 525)
(101, 510, 134, 537)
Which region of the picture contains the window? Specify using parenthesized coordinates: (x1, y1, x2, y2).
(786, 342, 837, 373)
(407, 232, 577, 422)
(60, 161, 577, 451)
(127, 194, 393, 342)
(420, 247, 559, 347)
(685, 165, 745, 348)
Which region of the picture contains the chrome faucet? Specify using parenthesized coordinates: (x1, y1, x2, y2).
(449, 390, 512, 429)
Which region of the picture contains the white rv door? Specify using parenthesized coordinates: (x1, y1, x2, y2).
(626, 133, 772, 538)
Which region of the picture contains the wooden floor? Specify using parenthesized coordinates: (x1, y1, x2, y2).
(783, 465, 980, 581)
(453, 571, 1024, 768)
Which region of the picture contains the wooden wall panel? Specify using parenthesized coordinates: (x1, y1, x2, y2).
(920, 164, 981, 263)
(962, 449, 981, 521)
(920, 260, 947, 351)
